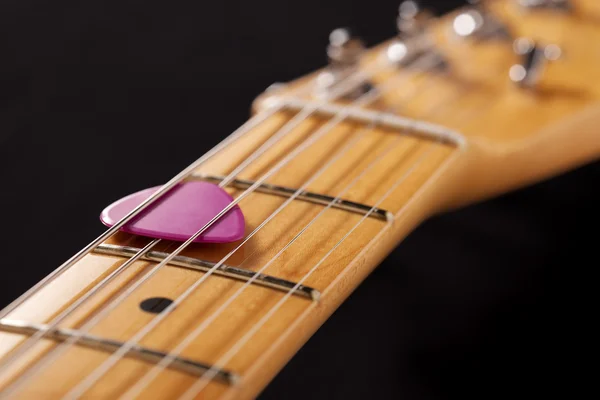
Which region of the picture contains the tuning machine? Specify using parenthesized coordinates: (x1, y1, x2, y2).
(509, 37, 562, 89)
(326, 28, 365, 68)
(385, 1, 448, 71)
(452, 0, 511, 40)
(314, 28, 371, 100)
(396, 0, 433, 39)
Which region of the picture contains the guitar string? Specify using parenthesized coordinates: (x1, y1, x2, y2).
(203, 77, 503, 400)
(0, 93, 319, 382)
(0, 107, 281, 322)
(120, 72, 457, 400)
(59, 54, 446, 399)
(180, 74, 494, 400)
(0, 51, 439, 397)
(196, 61, 439, 277)
(0, 45, 410, 378)
(0, 55, 390, 392)
(0, 39, 357, 326)
(0, 102, 306, 381)
(216, 64, 380, 190)
(62, 54, 446, 398)
(2, 2, 568, 394)
(14, 8, 569, 396)
(0, 89, 292, 384)
(180, 145, 439, 399)
(0, 106, 287, 380)
(0, 65, 394, 394)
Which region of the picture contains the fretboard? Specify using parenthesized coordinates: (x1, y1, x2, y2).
(0, 107, 459, 399)
(3, 1, 600, 397)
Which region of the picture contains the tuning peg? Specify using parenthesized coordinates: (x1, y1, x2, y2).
(315, 28, 370, 100)
(385, 2, 447, 71)
(509, 37, 562, 88)
(396, 1, 433, 39)
(326, 28, 366, 68)
(517, 0, 572, 12)
(452, 0, 511, 40)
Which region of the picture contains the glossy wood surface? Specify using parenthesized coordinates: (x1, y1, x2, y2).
(1, 1, 599, 398)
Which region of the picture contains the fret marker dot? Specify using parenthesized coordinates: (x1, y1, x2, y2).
(140, 297, 174, 314)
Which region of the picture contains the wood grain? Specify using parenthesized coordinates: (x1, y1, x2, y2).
(1, 1, 599, 398)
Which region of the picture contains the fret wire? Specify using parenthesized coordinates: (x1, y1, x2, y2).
(63, 105, 379, 400)
(185, 63, 505, 398)
(122, 118, 412, 399)
(0, 239, 162, 386)
(0, 106, 284, 384)
(0, 54, 400, 397)
(0, 319, 239, 385)
(0, 108, 281, 392)
(123, 66, 460, 399)
(0, 107, 281, 324)
(61, 54, 446, 399)
(193, 174, 393, 221)
(179, 144, 441, 400)
(93, 244, 320, 300)
(0, 48, 342, 359)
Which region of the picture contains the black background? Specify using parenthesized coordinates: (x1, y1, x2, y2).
(0, 0, 597, 398)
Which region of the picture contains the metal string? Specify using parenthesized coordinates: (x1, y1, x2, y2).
(0, 100, 284, 387)
(227, 75, 437, 278)
(0, 48, 357, 338)
(182, 73, 504, 400)
(0, 63, 393, 395)
(0, 64, 397, 400)
(121, 69, 461, 399)
(105, 13, 540, 394)
(58, 54, 445, 399)
(0, 107, 284, 385)
(180, 144, 440, 399)
(74, 118, 383, 400)
(122, 124, 410, 399)
(0, 108, 281, 323)
(217, 64, 383, 189)
(0, 53, 434, 397)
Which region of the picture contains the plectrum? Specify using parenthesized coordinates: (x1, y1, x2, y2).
(100, 181, 245, 243)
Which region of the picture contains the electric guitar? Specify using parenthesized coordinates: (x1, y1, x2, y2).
(1, 0, 599, 398)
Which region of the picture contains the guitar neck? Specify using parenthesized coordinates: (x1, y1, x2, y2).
(0, 107, 459, 398)
(2, 0, 600, 398)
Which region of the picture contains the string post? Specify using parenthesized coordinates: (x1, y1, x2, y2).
(314, 28, 371, 100)
(452, 0, 512, 41)
(509, 37, 562, 89)
(385, 4, 448, 72)
(397, 1, 433, 40)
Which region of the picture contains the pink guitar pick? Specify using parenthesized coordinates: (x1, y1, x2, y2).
(100, 181, 245, 243)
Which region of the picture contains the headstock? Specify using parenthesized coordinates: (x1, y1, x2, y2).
(255, 0, 600, 208)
